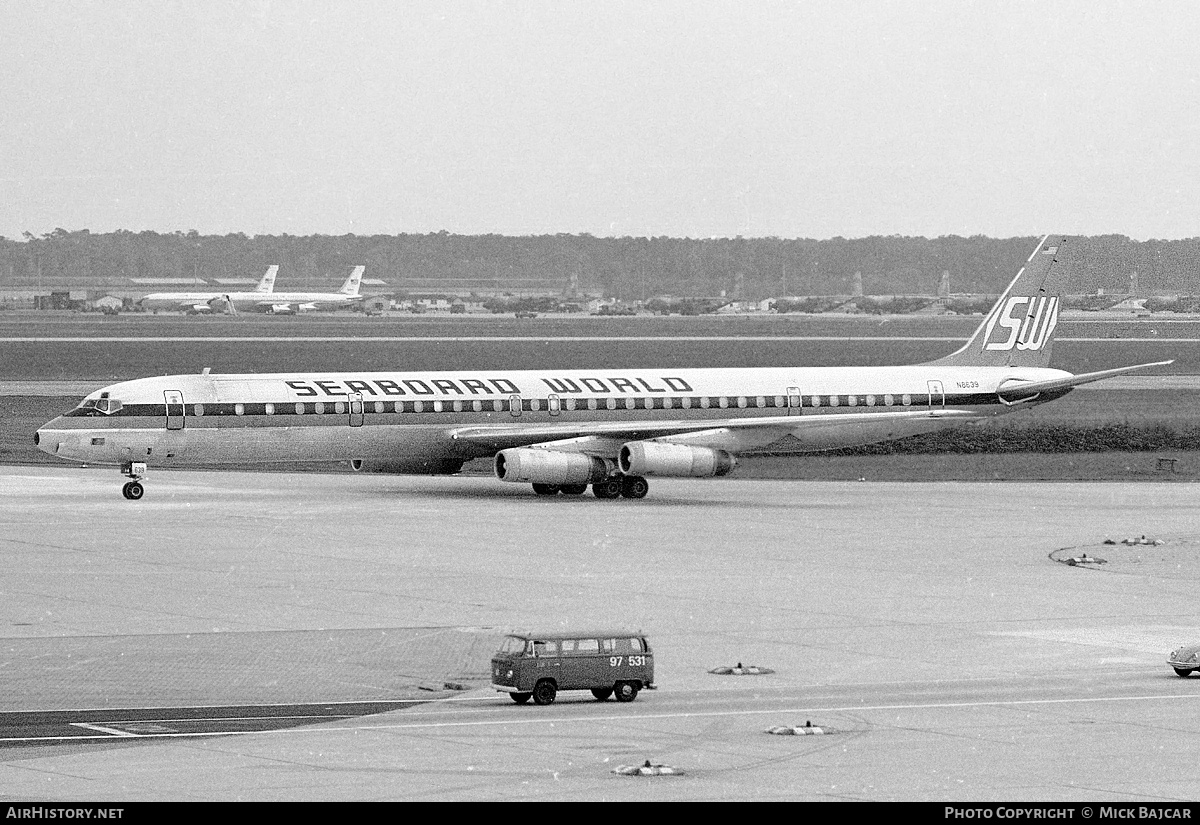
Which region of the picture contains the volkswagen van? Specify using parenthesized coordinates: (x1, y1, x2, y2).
(491, 631, 654, 705)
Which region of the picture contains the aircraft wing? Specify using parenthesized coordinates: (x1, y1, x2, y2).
(450, 408, 981, 456)
(998, 360, 1174, 401)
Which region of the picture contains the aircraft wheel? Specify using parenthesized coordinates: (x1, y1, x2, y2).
(614, 681, 639, 702)
(620, 476, 649, 499)
(122, 481, 144, 501)
(592, 479, 622, 499)
(591, 687, 613, 701)
(559, 484, 587, 496)
(532, 483, 560, 496)
(510, 692, 532, 704)
(1174, 668, 1194, 678)
(532, 679, 557, 705)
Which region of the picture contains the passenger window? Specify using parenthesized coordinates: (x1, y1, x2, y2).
(575, 638, 599, 654)
(532, 640, 557, 657)
(560, 640, 577, 655)
(629, 638, 643, 652)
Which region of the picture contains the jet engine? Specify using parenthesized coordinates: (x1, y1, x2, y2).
(494, 448, 610, 485)
(619, 442, 737, 478)
(350, 457, 464, 475)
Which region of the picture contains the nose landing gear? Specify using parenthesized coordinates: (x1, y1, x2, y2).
(121, 461, 147, 501)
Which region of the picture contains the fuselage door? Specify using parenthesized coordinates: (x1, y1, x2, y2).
(164, 390, 185, 430)
(348, 392, 364, 427)
(787, 386, 803, 416)
(927, 380, 945, 413)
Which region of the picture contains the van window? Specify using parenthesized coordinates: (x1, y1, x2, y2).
(531, 640, 557, 657)
(574, 638, 599, 654)
(603, 637, 642, 653)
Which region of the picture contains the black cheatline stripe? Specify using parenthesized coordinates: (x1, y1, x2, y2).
(68, 391, 1004, 420)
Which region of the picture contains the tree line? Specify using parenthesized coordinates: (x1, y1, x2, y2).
(3, 229, 1199, 299)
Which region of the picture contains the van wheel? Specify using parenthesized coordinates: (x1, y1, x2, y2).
(511, 692, 532, 704)
(614, 681, 639, 702)
(591, 687, 613, 701)
(532, 680, 557, 705)
(1174, 668, 1194, 677)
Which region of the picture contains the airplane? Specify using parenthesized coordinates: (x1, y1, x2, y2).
(37, 235, 1172, 501)
(244, 266, 365, 314)
(137, 266, 278, 314)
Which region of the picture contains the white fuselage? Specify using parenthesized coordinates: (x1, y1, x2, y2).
(36, 364, 1070, 470)
(248, 291, 361, 312)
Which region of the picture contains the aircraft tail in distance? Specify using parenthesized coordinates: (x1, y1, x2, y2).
(339, 266, 365, 296)
(255, 265, 279, 293)
(930, 234, 1068, 369)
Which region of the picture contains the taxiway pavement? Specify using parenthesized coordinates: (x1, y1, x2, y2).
(1, 468, 1198, 801)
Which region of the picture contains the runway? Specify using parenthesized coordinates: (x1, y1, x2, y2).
(1, 467, 1198, 800)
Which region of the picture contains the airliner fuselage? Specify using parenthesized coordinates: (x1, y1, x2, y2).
(37, 364, 1069, 469)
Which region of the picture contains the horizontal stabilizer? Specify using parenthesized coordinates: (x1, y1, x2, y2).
(997, 360, 1174, 400)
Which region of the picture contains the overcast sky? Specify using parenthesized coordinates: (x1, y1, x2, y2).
(3, 1, 1198, 241)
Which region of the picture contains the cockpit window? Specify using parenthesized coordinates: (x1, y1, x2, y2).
(74, 397, 122, 416)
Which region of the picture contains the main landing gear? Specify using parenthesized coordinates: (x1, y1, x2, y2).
(121, 461, 147, 501)
(529, 475, 649, 500)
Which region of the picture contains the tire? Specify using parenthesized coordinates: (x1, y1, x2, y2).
(1173, 668, 1194, 678)
(122, 481, 144, 501)
(532, 679, 557, 705)
(620, 476, 649, 499)
(592, 479, 622, 499)
(560, 484, 587, 496)
(614, 681, 639, 702)
(510, 692, 532, 704)
(532, 483, 560, 496)
(591, 687, 613, 701)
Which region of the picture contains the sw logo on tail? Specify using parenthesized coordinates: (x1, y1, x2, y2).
(983, 295, 1059, 352)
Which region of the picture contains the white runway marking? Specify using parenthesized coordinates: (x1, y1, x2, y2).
(69, 723, 137, 737)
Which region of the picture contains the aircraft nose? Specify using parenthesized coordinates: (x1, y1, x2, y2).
(36, 419, 65, 456)
(35, 425, 54, 455)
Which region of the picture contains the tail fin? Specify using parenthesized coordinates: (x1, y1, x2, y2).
(929, 234, 1069, 368)
(339, 266, 365, 296)
(255, 265, 278, 293)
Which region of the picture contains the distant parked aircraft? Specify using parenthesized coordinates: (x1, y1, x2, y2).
(245, 266, 365, 314)
(137, 266, 278, 314)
